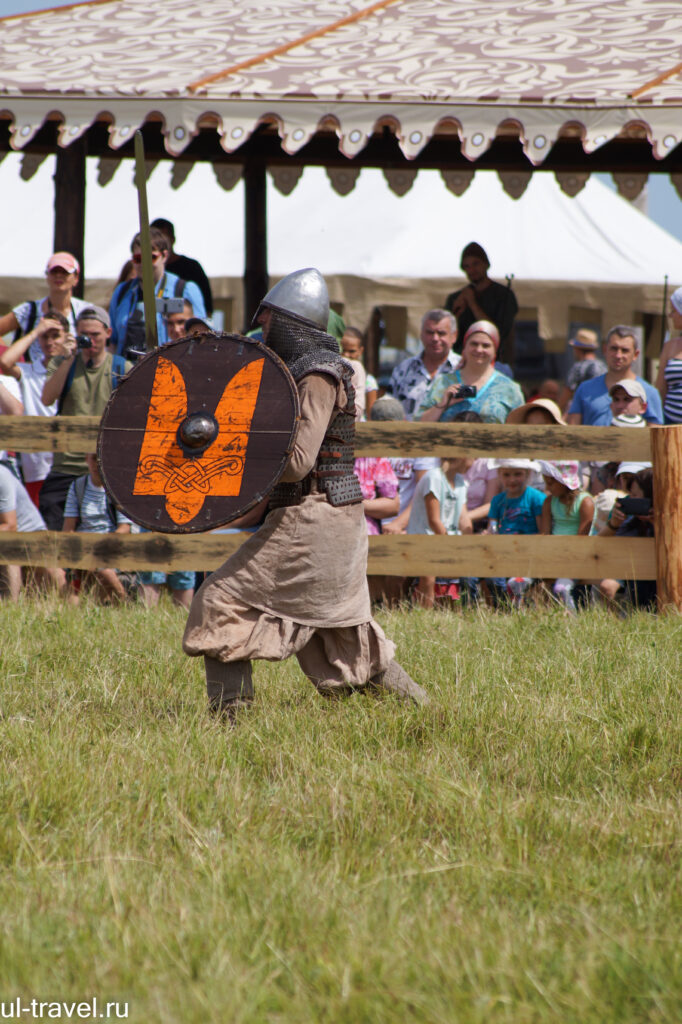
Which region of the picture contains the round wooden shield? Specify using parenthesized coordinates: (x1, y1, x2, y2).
(98, 332, 300, 533)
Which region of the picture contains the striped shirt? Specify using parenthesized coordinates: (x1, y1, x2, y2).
(64, 475, 132, 533)
(663, 358, 682, 423)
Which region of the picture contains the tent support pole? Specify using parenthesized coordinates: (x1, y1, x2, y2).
(243, 157, 268, 330)
(53, 139, 86, 298)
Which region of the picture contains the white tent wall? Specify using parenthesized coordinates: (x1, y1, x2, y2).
(0, 155, 678, 357)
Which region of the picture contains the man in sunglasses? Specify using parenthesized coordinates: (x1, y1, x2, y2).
(108, 227, 206, 359)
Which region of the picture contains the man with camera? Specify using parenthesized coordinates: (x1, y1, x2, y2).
(108, 227, 206, 361)
(38, 306, 131, 530)
(0, 310, 71, 505)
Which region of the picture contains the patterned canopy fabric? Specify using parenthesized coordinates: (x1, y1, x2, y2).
(1, 0, 681, 163)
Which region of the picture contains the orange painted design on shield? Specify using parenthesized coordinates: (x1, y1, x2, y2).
(133, 356, 265, 525)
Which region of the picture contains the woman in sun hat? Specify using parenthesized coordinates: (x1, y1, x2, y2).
(538, 460, 594, 611)
(506, 397, 566, 426)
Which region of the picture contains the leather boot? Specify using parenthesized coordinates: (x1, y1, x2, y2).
(205, 657, 254, 719)
(369, 660, 429, 705)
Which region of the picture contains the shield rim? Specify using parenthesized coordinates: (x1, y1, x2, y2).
(97, 331, 300, 534)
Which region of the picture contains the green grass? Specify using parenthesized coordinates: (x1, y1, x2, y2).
(0, 599, 681, 1023)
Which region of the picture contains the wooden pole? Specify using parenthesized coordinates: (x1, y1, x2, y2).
(243, 158, 268, 331)
(651, 424, 682, 612)
(133, 131, 159, 352)
(365, 306, 382, 378)
(53, 138, 86, 297)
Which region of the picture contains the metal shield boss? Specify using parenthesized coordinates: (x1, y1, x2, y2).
(98, 333, 300, 533)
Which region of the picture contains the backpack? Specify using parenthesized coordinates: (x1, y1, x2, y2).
(71, 473, 119, 532)
(57, 353, 127, 416)
(119, 276, 186, 360)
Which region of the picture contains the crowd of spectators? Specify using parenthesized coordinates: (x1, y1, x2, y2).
(0, 237, 675, 613)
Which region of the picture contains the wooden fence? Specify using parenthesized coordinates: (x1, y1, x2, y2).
(1, 416, 680, 609)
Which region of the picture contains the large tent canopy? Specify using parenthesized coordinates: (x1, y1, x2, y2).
(2, 0, 682, 167)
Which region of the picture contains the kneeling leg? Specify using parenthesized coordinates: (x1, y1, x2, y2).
(204, 656, 253, 718)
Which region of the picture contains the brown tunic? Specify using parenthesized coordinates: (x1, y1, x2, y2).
(183, 373, 394, 688)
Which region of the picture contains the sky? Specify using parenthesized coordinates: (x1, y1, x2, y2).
(2, 0, 682, 244)
(0, 0, 76, 12)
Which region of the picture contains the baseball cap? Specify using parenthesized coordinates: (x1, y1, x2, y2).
(45, 251, 80, 274)
(608, 379, 646, 402)
(370, 396, 405, 422)
(568, 328, 599, 350)
(615, 461, 652, 477)
(76, 305, 110, 329)
(493, 458, 540, 471)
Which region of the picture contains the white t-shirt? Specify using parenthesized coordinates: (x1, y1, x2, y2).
(407, 467, 468, 535)
(384, 456, 440, 522)
(0, 375, 22, 462)
(16, 361, 58, 483)
(0, 464, 46, 532)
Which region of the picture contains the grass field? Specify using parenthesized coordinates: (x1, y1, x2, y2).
(1, 598, 681, 1023)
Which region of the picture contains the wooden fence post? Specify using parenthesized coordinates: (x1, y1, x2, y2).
(651, 425, 682, 613)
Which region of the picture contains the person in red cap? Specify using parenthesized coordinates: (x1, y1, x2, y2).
(0, 252, 90, 358)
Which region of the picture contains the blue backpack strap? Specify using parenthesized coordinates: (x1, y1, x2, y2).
(111, 354, 127, 389)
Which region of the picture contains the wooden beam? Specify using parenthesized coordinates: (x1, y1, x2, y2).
(243, 158, 268, 330)
(0, 416, 100, 453)
(0, 531, 656, 579)
(368, 534, 655, 579)
(53, 139, 86, 297)
(1, 417, 653, 462)
(355, 422, 653, 461)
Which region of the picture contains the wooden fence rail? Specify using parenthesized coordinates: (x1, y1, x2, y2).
(0, 416, 654, 461)
(0, 416, 679, 607)
(0, 531, 657, 579)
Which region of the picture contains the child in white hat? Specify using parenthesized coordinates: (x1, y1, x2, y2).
(538, 461, 594, 611)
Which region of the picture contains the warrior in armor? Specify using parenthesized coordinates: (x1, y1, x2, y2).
(183, 267, 427, 716)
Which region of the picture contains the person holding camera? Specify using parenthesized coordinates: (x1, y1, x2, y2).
(417, 321, 524, 424)
(108, 228, 206, 360)
(597, 466, 656, 610)
(38, 306, 131, 530)
(0, 310, 70, 505)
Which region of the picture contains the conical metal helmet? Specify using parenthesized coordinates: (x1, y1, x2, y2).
(260, 267, 329, 330)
